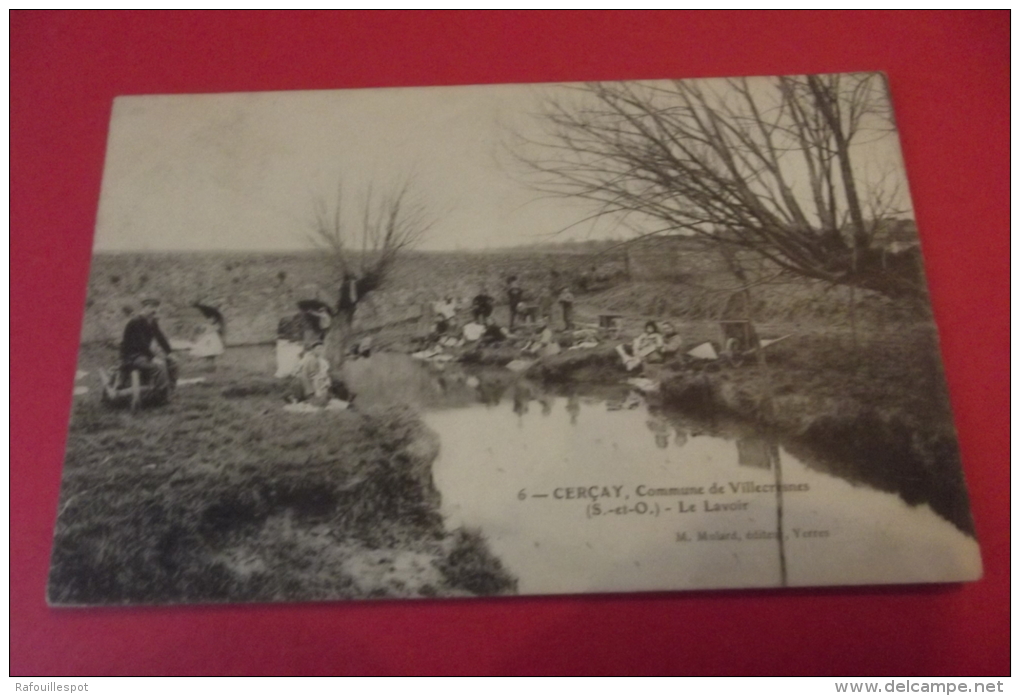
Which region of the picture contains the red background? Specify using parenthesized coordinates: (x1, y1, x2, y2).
(10, 11, 1009, 676)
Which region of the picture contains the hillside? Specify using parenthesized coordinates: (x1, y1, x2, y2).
(81, 247, 920, 348)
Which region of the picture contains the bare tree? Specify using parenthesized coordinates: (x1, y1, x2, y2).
(311, 177, 435, 364)
(520, 74, 924, 300)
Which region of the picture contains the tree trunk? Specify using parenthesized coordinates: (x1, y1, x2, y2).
(326, 309, 355, 370)
(848, 282, 859, 365)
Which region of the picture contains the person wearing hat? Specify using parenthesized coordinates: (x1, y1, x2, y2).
(470, 286, 494, 324)
(301, 306, 332, 349)
(119, 297, 177, 397)
(506, 276, 524, 330)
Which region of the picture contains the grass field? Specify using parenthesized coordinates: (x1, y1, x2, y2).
(50, 345, 516, 604)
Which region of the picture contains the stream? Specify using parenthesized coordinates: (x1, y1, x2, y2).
(348, 353, 982, 594)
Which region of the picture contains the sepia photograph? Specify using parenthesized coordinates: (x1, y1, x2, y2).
(48, 73, 981, 605)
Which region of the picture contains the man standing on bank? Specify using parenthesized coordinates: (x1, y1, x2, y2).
(506, 275, 524, 331)
(558, 285, 575, 331)
(471, 286, 494, 324)
(120, 297, 177, 396)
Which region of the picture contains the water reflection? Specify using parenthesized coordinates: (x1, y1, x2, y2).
(767, 438, 788, 587)
(566, 394, 580, 425)
(424, 392, 979, 594)
(478, 377, 506, 407)
(646, 418, 670, 449)
(737, 435, 771, 470)
(672, 424, 687, 448)
(344, 353, 980, 594)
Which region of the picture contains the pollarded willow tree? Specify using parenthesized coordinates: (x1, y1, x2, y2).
(311, 177, 436, 365)
(521, 73, 924, 301)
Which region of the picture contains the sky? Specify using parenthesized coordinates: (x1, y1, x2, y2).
(92, 77, 913, 252)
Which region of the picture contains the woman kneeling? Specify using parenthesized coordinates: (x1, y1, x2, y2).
(617, 321, 665, 372)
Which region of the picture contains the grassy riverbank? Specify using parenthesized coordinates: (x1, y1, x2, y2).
(49, 348, 516, 604)
(656, 327, 973, 535)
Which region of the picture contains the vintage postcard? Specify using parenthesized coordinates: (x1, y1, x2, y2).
(49, 74, 981, 605)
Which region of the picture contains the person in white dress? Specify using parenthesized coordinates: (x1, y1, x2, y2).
(191, 314, 225, 369)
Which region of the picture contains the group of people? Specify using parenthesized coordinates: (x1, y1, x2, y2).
(115, 295, 344, 411)
(114, 281, 682, 412)
(507, 274, 575, 332)
(117, 298, 179, 397)
(423, 275, 684, 372)
(429, 273, 577, 345)
(113, 297, 226, 403)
